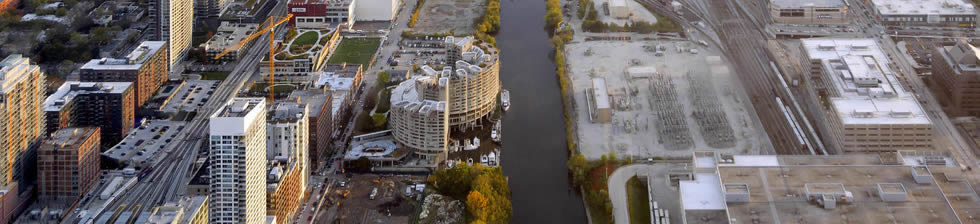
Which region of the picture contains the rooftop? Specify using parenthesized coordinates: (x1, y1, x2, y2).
(176, 196, 207, 219)
(391, 76, 447, 115)
(160, 80, 219, 113)
(314, 71, 356, 89)
(681, 151, 970, 223)
(210, 98, 266, 136)
(0, 54, 38, 94)
(591, 78, 610, 109)
(206, 22, 260, 52)
(44, 82, 133, 112)
(770, 0, 844, 8)
(287, 88, 330, 118)
(103, 120, 186, 167)
(81, 41, 166, 70)
(679, 172, 726, 209)
(214, 97, 265, 118)
(871, 0, 976, 15)
(268, 101, 308, 122)
(801, 38, 930, 125)
(718, 165, 960, 223)
(146, 206, 182, 223)
(323, 63, 361, 76)
(43, 127, 99, 148)
(938, 40, 980, 74)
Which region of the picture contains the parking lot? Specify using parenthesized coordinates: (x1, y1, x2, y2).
(160, 80, 219, 113)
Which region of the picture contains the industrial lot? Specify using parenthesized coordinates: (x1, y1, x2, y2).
(3, 0, 980, 221)
(559, 0, 980, 223)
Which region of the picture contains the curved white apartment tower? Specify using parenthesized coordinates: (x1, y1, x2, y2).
(388, 36, 500, 163)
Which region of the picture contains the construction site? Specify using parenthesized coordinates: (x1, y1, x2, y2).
(567, 39, 773, 159)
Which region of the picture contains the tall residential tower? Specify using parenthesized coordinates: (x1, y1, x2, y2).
(208, 98, 267, 224)
(0, 54, 46, 187)
(152, 0, 193, 70)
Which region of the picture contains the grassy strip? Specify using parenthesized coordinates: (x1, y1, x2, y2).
(201, 71, 230, 80)
(408, 0, 426, 28)
(627, 177, 651, 224)
(327, 38, 381, 68)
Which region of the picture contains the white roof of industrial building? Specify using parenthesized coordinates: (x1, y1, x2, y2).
(871, 0, 976, 16)
(770, 0, 844, 8)
(609, 0, 627, 7)
(801, 39, 931, 125)
(591, 78, 610, 109)
(679, 173, 727, 210)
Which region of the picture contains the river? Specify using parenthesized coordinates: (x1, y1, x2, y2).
(497, 0, 589, 223)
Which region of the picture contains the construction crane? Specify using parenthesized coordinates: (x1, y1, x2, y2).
(213, 13, 294, 103)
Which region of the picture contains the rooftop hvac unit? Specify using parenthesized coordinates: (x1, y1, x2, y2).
(921, 156, 947, 165)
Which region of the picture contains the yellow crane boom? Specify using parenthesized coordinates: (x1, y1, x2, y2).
(212, 14, 293, 103)
(212, 14, 293, 60)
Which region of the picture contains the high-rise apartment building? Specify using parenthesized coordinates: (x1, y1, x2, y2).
(932, 40, 980, 117)
(0, 54, 46, 187)
(81, 41, 168, 108)
(287, 88, 333, 170)
(37, 127, 101, 207)
(43, 82, 135, 146)
(152, 0, 193, 69)
(208, 98, 267, 224)
(265, 102, 308, 223)
(800, 39, 933, 153)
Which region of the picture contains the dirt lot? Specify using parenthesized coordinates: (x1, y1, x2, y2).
(332, 174, 427, 223)
(412, 0, 485, 34)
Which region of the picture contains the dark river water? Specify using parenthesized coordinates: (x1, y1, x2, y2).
(497, 0, 588, 223)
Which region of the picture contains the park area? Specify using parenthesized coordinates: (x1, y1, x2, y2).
(327, 38, 381, 68)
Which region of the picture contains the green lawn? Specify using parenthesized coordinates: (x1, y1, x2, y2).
(290, 31, 319, 54)
(627, 176, 652, 224)
(201, 72, 230, 80)
(291, 31, 318, 47)
(327, 38, 381, 69)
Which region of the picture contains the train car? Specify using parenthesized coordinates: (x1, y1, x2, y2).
(137, 166, 154, 181)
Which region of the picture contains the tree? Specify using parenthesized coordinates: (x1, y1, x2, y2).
(57, 60, 74, 76)
(466, 191, 489, 220)
(568, 153, 588, 186)
(371, 113, 386, 128)
(91, 26, 112, 44)
(362, 87, 377, 111)
(377, 71, 391, 88)
(607, 152, 619, 165)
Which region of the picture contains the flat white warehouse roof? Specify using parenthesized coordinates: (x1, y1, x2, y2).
(679, 173, 727, 210)
(609, 0, 627, 7)
(591, 78, 610, 109)
(770, 0, 844, 8)
(871, 0, 977, 16)
(801, 39, 931, 126)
